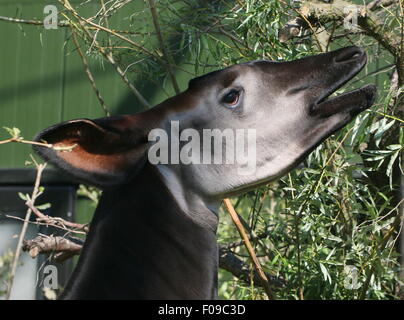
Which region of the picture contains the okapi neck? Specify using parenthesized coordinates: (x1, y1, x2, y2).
(60, 164, 219, 299)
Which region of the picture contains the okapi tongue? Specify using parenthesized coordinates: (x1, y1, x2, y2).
(315, 84, 377, 118)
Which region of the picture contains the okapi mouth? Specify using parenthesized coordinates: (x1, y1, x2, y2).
(310, 47, 377, 118)
(314, 84, 377, 118)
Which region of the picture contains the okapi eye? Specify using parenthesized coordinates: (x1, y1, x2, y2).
(222, 89, 240, 107)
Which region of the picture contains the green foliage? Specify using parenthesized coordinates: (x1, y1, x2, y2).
(185, 0, 403, 299)
(77, 185, 102, 206)
(3, 127, 23, 140)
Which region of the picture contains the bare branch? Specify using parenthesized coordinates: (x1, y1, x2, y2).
(367, 0, 396, 11)
(280, 0, 400, 57)
(219, 247, 286, 290)
(5, 214, 87, 235)
(23, 235, 82, 262)
(223, 231, 271, 250)
(6, 163, 46, 300)
(0, 15, 143, 35)
(0, 129, 76, 152)
(223, 199, 275, 300)
(25, 200, 89, 233)
(0, 15, 68, 27)
(0, 137, 50, 148)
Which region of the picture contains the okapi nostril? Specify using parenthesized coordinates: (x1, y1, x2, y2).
(334, 46, 365, 63)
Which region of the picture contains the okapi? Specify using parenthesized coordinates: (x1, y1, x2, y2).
(34, 46, 376, 299)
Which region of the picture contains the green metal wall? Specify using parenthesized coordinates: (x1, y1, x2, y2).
(1, 1, 141, 168)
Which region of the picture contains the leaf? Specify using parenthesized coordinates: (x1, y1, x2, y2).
(319, 263, 331, 284)
(374, 119, 395, 147)
(386, 144, 402, 151)
(36, 203, 51, 210)
(350, 113, 369, 146)
(238, 14, 253, 29)
(283, 187, 297, 192)
(326, 235, 343, 243)
(365, 154, 388, 162)
(3, 126, 22, 139)
(325, 247, 336, 261)
(18, 192, 28, 201)
(367, 118, 384, 134)
(386, 151, 399, 189)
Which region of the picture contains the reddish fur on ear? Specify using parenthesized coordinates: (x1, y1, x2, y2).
(33, 116, 149, 188)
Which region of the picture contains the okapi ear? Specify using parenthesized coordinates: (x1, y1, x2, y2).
(33, 116, 150, 188)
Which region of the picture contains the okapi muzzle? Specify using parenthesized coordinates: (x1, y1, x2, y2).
(33, 46, 376, 299)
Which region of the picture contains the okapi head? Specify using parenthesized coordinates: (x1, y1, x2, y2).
(34, 46, 376, 203)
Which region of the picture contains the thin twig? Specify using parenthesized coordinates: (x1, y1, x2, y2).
(224, 231, 271, 250)
(59, 0, 160, 62)
(0, 136, 76, 152)
(223, 198, 275, 300)
(25, 200, 89, 233)
(293, 7, 325, 52)
(219, 246, 286, 290)
(148, 0, 180, 94)
(61, 1, 151, 109)
(367, 0, 396, 11)
(70, 27, 110, 116)
(89, 0, 133, 21)
(6, 163, 46, 300)
(294, 199, 303, 300)
(0, 14, 142, 35)
(5, 215, 87, 235)
(0, 137, 52, 147)
(350, 63, 395, 85)
(288, 173, 304, 300)
(0, 15, 68, 27)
